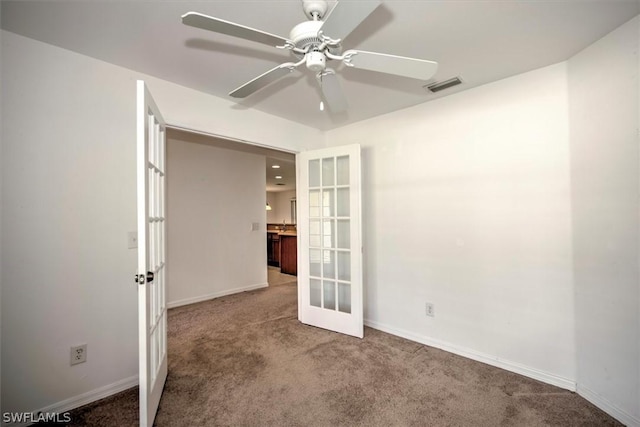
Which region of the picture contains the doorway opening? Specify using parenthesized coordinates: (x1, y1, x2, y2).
(266, 155, 297, 280)
(164, 127, 298, 309)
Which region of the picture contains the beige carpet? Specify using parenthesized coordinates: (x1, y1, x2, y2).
(65, 277, 620, 426)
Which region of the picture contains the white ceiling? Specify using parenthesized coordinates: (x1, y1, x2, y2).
(2, 1, 638, 131)
(265, 156, 296, 193)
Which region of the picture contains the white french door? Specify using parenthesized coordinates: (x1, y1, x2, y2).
(297, 144, 363, 338)
(136, 80, 168, 427)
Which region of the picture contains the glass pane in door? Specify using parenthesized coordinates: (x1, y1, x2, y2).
(337, 252, 351, 282)
(337, 220, 350, 249)
(310, 219, 321, 248)
(310, 248, 321, 277)
(322, 250, 335, 279)
(338, 282, 351, 313)
(323, 280, 336, 310)
(337, 188, 349, 217)
(322, 158, 335, 186)
(322, 189, 334, 217)
(304, 152, 356, 320)
(309, 190, 320, 218)
(336, 156, 350, 185)
(310, 279, 322, 307)
(322, 219, 334, 248)
(309, 159, 320, 187)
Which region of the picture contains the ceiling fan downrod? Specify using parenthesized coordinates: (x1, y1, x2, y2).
(302, 0, 329, 20)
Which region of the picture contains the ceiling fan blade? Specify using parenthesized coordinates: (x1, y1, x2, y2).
(343, 50, 438, 81)
(319, 1, 381, 43)
(318, 70, 348, 113)
(229, 63, 298, 98)
(182, 12, 290, 48)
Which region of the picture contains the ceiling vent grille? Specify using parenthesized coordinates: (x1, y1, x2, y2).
(424, 77, 463, 93)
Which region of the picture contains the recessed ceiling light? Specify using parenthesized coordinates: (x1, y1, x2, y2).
(272, 165, 281, 169)
(275, 175, 282, 179)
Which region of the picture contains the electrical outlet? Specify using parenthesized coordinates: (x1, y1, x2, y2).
(425, 302, 435, 318)
(70, 344, 87, 366)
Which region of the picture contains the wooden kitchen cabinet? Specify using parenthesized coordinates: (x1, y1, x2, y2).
(267, 232, 280, 267)
(279, 234, 297, 276)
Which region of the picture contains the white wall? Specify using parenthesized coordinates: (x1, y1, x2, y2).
(568, 16, 640, 425)
(0, 30, 322, 416)
(267, 190, 296, 225)
(266, 192, 277, 224)
(325, 62, 576, 387)
(1, 30, 139, 417)
(167, 136, 267, 308)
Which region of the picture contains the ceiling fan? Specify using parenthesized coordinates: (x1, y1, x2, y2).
(182, 0, 438, 113)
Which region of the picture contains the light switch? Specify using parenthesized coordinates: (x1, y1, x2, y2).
(128, 231, 138, 249)
(251, 222, 260, 231)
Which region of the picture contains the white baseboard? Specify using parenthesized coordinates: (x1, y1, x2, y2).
(577, 384, 640, 427)
(364, 319, 577, 392)
(167, 282, 269, 309)
(4, 375, 138, 427)
(367, 317, 640, 425)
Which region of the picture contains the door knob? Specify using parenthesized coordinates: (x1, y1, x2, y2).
(134, 271, 155, 285)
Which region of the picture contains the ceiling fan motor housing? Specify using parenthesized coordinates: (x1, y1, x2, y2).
(289, 20, 324, 52)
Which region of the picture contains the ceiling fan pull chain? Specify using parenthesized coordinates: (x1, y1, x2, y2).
(319, 73, 324, 111)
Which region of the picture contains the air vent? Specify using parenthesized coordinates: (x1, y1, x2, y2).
(424, 77, 463, 93)
(276, 183, 285, 186)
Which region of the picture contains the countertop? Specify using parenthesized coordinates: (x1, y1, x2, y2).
(267, 230, 297, 236)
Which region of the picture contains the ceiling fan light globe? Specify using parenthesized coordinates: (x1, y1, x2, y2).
(306, 51, 326, 72)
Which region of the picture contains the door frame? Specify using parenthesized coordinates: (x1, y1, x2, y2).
(166, 125, 300, 157)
